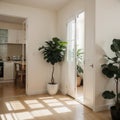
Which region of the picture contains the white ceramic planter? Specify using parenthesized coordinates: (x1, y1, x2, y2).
(47, 83, 59, 95)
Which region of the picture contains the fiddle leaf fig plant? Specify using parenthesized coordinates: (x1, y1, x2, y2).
(39, 37, 67, 84)
(101, 39, 120, 110)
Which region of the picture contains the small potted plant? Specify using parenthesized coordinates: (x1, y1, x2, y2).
(76, 49, 84, 86)
(39, 37, 67, 95)
(101, 39, 120, 120)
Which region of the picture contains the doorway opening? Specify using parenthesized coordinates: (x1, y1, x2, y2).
(0, 15, 27, 98)
(76, 12, 85, 103)
(67, 12, 85, 103)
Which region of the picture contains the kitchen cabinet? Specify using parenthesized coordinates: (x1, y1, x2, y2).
(0, 29, 8, 43)
(17, 30, 25, 44)
(4, 62, 14, 80)
(8, 29, 25, 44)
(8, 29, 17, 44)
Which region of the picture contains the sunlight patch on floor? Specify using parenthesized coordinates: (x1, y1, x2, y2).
(64, 100, 79, 105)
(1, 113, 13, 120)
(5, 101, 25, 111)
(31, 109, 53, 117)
(1, 95, 82, 120)
(43, 98, 64, 107)
(77, 86, 84, 104)
(24, 100, 39, 104)
(0, 109, 53, 120)
(0, 112, 34, 120)
(43, 99, 59, 103)
(15, 112, 34, 120)
(76, 96, 84, 103)
(53, 107, 71, 113)
(47, 102, 63, 107)
(24, 100, 44, 109)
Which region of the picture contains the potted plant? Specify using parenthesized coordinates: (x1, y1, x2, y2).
(39, 37, 67, 95)
(76, 49, 84, 86)
(101, 39, 120, 120)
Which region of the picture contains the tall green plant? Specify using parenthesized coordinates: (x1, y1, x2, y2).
(101, 39, 120, 110)
(39, 37, 67, 84)
(76, 49, 84, 76)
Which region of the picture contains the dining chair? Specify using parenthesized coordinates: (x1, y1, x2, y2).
(14, 63, 26, 88)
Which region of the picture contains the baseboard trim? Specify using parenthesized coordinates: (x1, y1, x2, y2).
(93, 103, 114, 112)
(26, 89, 47, 95)
(0, 80, 14, 83)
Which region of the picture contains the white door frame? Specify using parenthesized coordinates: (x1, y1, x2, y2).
(83, 2, 95, 109)
(66, 10, 95, 110)
(25, 18, 28, 95)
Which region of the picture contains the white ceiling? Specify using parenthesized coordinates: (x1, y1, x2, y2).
(0, 0, 73, 23)
(0, 0, 73, 11)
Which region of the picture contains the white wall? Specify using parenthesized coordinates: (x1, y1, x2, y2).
(95, 0, 120, 111)
(0, 1, 60, 95)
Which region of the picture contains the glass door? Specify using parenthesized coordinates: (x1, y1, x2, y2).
(67, 19, 77, 98)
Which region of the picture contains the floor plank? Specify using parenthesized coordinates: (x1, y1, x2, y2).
(0, 82, 25, 98)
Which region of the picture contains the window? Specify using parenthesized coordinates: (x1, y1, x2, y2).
(67, 19, 76, 62)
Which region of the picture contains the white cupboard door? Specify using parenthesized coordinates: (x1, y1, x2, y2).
(4, 62, 14, 80)
(8, 29, 17, 43)
(66, 19, 77, 98)
(17, 30, 25, 44)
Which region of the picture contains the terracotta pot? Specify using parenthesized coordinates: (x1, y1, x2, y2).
(77, 76, 82, 87)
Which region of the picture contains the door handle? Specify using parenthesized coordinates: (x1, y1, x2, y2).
(90, 64, 94, 68)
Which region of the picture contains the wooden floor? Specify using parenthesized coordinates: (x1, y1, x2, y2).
(0, 82, 25, 98)
(77, 86, 84, 104)
(0, 83, 111, 120)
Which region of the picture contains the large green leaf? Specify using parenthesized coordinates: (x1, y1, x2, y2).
(77, 65, 83, 74)
(112, 57, 118, 62)
(116, 70, 120, 79)
(118, 93, 120, 98)
(102, 91, 116, 99)
(111, 39, 120, 52)
(39, 37, 67, 65)
(108, 63, 118, 72)
(102, 67, 114, 78)
(101, 64, 107, 68)
(101, 62, 119, 78)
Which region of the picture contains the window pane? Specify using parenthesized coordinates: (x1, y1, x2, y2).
(67, 20, 75, 62)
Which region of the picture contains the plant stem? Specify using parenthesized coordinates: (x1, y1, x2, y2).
(116, 79, 119, 110)
(51, 65, 54, 84)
